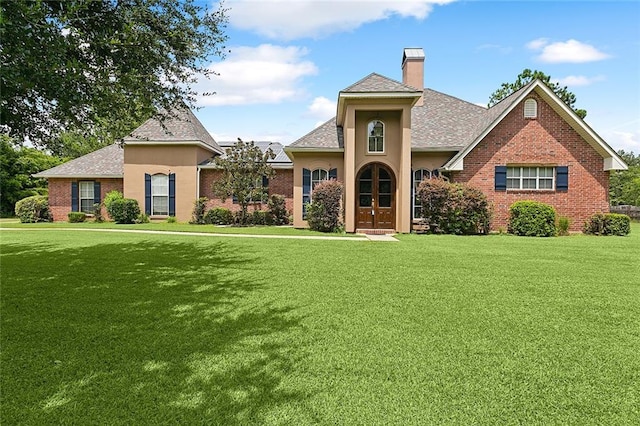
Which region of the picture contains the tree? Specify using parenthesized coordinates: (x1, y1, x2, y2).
(1, 0, 228, 150)
(213, 139, 275, 225)
(610, 150, 640, 206)
(488, 69, 587, 119)
(0, 135, 63, 216)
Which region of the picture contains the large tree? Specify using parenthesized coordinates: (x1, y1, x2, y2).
(0, 0, 228, 149)
(213, 139, 275, 225)
(488, 69, 587, 119)
(610, 150, 640, 206)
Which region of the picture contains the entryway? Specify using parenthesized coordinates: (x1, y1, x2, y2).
(356, 163, 395, 230)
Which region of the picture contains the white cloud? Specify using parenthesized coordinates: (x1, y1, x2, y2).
(610, 130, 640, 153)
(195, 44, 318, 106)
(553, 75, 606, 87)
(526, 38, 610, 63)
(227, 0, 455, 40)
(306, 96, 336, 120)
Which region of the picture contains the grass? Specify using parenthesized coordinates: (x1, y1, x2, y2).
(1, 225, 639, 424)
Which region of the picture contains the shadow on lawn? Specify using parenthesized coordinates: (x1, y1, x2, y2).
(1, 238, 313, 424)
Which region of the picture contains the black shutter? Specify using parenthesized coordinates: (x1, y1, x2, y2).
(169, 173, 176, 216)
(93, 181, 101, 205)
(302, 168, 311, 219)
(144, 174, 151, 215)
(556, 166, 569, 191)
(495, 166, 507, 191)
(329, 168, 337, 180)
(71, 182, 79, 212)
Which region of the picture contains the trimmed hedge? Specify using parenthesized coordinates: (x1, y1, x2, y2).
(68, 212, 87, 223)
(508, 201, 556, 237)
(307, 180, 343, 233)
(583, 213, 631, 236)
(15, 195, 52, 223)
(109, 198, 141, 224)
(204, 207, 234, 225)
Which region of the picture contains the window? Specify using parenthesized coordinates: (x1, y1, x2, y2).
(151, 174, 169, 215)
(412, 169, 432, 218)
(524, 98, 537, 118)
(367, 120, 384, 153)
(506, 167, 554, 190)
(79, 181, 95, 213)
(312, 169, 329, 190)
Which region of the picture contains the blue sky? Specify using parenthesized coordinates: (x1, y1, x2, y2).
(192, 0, 640, 153)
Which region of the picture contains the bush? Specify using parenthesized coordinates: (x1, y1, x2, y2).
(190, 197, 208, 224)
(307, 180, 343, 232)
(267, 194, 289, 225)
(103, 190, 123, 215)
(109, 198, 141, 224)
(251, 210, 273, 226)
(416, 179, 491, 235)
(583, 213, 631, 236)
(166, 216, 177, 223)
(204, 207, 234, 225)
(92, 203, 104, 223)
(557, 216, 571, 236)
(508, 201, 556, 237)
(135, 213, 150, 224)
(15, 195, 52, 223)
(67, 212, 86, 223)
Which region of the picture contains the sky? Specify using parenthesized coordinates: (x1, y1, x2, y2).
(191, 0, 640, 153)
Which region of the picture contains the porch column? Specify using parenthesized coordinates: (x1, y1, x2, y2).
(398, 106, 412, 233)
(344, 105, 356, 233)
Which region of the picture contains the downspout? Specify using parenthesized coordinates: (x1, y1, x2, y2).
(196, 166, 201, 200)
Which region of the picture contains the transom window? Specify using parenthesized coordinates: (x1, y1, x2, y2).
(79, 181, 95, 213)
(367, 120, 385, 153)
(507, 166, 554, 190)
(312, 169, 329, 189)
(524, 98, 537, 118)
(151, 174, 169, 215)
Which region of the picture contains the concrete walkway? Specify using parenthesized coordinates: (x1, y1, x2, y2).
(1, 227, 399, 242)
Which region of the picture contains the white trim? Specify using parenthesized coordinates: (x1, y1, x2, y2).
(367, 120, 385, 154)
(123, 140, 221, 154)
(32, 174, 123, 179)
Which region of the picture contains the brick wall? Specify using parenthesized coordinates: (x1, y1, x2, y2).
(199, 168, 294, 213)
(452, 92, 609, 231)
(48, 178, 123, 221)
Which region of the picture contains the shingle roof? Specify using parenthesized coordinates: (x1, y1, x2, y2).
(287, 118, 344, 149)
(341, 73, 422, 93)
(199, 140, 292, 167)
(122, 104, 221, 153)
(33, 143, 123, 178)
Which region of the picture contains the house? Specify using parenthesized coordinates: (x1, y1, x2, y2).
(36, 47, 627, 232)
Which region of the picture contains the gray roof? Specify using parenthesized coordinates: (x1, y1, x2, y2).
(122, 104, 221, 153)
(33, 143, 124, 178)
(200, 140, 292, 167)
(288, 118, 344, 149)
(341, 73, 422, 93)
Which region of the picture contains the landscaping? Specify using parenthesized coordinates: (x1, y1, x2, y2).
(1, 225, 639, 424)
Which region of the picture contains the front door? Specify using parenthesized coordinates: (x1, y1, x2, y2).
(356, 163, 395, 229)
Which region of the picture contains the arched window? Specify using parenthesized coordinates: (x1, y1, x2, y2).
(367, 120, 385, 153)
(151, 173, 169, 215)
(413, 169, 433, 218)
(524, 98, 537, 118)
(311, 169, 329, 190)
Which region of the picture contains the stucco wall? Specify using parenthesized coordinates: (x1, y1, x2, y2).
(452, 92, 609, 231)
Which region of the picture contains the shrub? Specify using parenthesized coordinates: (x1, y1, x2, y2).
(204, 207, 234, 225)
(109, 198, 141, 224)
(190, 197, 208, 224)
(15, 195, 52, 223)
(166, 216, 177, 223)
(103, 190, 123, 216)
(251, 210, 272, 226)
(92, 203, 104, 223)
(557, 216, 571, 236)
(67, 212, 86, 223)
(508, 201, 556, 237)
(416, 179, 491, 235)
(267, 194, 289, 225)
(583, 213, 631, 236)
(135, 213, 150, 224)
(307, 180, 343, 232)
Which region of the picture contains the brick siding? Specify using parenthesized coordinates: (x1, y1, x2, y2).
(452, 92, 609, 231)
(48, 178, 123, 221)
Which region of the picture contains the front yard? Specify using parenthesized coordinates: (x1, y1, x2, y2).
(1, 226, 639, 424)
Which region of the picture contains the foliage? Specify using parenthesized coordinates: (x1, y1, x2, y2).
(306, 180, 344, 233)
(508, 200, 557, 237)
(190, 197, 208, 224)
(14, 195, 52, 223)
(609, 150, 640, 206)
(0, 135, 63, 216)
(204, 207, 234, 225)
(267, 194, 289, 225)
(108, 198, 140, 224)
(166, 216, 177, 224)
(92, 203, 104, 223)
(67, 212, 86, 223)
(557, 216, 571, 236)
(1, 0, 228, 150)
(213, 139, 275, 225)
(488, 69, 587, 119)
(251, 210, 273, 226)
(416, 178, 492, 235)
(583, 213, 631, 236)
(135, 213, 150, 224)
(103, 190, 124, 219)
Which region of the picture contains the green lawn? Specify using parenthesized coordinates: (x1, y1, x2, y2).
(1, 226, 639, 424)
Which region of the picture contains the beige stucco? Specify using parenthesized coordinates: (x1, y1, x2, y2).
(123, 144, 213, 222)
(411, 152, 457, 172)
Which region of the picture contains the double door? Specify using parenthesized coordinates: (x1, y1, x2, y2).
(356, 163, 395, 229)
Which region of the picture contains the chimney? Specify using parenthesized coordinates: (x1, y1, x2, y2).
(402, 48, 425, 106)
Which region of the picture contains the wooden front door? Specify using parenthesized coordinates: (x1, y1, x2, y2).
(356, 163, 395, 229)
